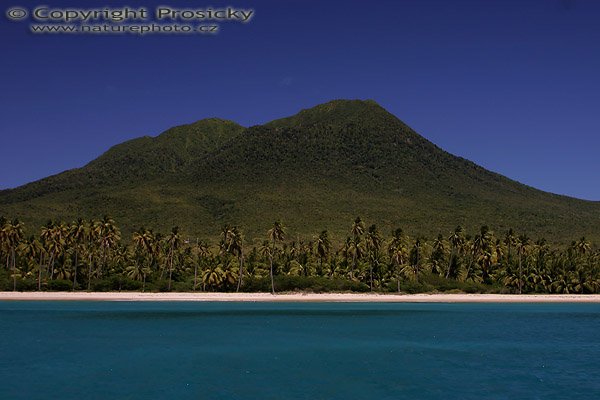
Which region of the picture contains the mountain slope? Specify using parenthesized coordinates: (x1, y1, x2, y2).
(1, 100, 598, 242)
(0, 118, 244, 203)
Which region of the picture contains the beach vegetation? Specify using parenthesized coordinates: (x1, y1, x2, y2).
(1, 216, 598, 294)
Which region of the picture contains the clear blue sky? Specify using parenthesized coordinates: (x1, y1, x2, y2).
(1, 0, 599, 200)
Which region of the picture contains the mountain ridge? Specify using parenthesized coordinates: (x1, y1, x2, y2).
(1, 99, 598, 242)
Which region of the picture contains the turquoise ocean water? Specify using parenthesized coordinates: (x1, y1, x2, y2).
(1, 301, 599, 399)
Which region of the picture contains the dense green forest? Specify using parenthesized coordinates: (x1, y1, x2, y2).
(1, 216, 598, 294)
(2, 100, 599, 242)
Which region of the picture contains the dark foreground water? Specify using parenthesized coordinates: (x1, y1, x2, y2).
(1, 302, 599, 400)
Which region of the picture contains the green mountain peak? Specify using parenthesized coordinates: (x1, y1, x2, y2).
(266, 99, 396, 129)
(1, 100, 599, 242)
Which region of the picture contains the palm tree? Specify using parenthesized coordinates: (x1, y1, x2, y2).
(230, 228, 244, 292)
(573, 237, 591, 257)
(348, 236, 364, 281)
(126, 261, 151, 290)
(430, 234, 447, 276)
(3, 219, 24, 290)
(85, 219, 99, 290)
(267, 221, 285, 294)
(447, 226, 464, 279)
(41, 221, 67, 282)
(219, 225, 233, 253)
(94, 216, 121, 280)
(388, 228, 407, 292)
(221, 259, 239, 289)
(0, 217, 7, 270)
(504, 228, 516, 267)
(27, 228, 47, 290)
(132, 227, 156, 291)
(365, 225, 382, 291)
(349, 217, 365, 279)
(339, 238, 352, 278)
(0, 217, 13, 272)
(493, 239, 504, 268)
(165, 226, 181, 291)
(202, 263, 224, 291)
(516, 234, 530, 294)
(315, 230, 331, 274)
(407, 237, 424, 283)
(194, 240, 210, 291)
(290, 240, 309, 276)
(69, 218, 87, 290)
(477, 246, 494, 283)
(18, 235, 44, 289)
(466, 226, 491, 281)
(218, 225, 245, 291)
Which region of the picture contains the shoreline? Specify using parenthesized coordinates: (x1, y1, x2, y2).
(2, 292, 600, 303)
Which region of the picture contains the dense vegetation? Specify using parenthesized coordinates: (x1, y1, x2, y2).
(1, 216, 598, 294)
(1, 100, 598, 242)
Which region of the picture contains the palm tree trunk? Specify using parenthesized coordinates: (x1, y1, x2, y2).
(38, 253, 44, 291)
(194, 264, 198, 291)
(270, 239, 275, 294)
(101, 246, 107, 278)
(236, 249, 244, 293)
(518, 252, 523, 295)
(270, 257, 275, 294)
(168, 249, 173, 291)
(446, 246, 455, 279)
(466, 253, 474, 281)
(415, 247, 420, 283)
(319, 257, 323, 278)
(87, 259, 93, 291)
(72, 250, 78, 291)
(12, 248, 17, 291)
(49, 254, 55, 281)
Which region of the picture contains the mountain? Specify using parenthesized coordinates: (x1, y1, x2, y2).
(1, 100, 598, 243)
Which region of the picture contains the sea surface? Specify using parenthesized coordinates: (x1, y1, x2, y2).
(1, 301, 599, 399)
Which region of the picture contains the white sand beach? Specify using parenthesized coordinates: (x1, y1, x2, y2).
(1, 292, 600, 303)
